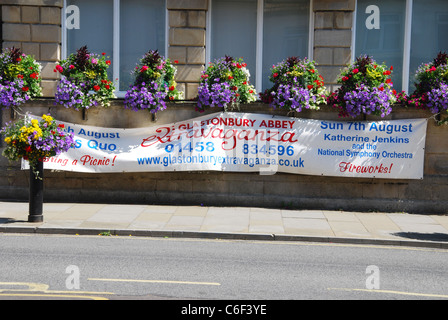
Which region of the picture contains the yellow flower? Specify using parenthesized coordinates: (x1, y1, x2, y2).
(4, 137, 11, 144)
(5, 64, 25, 78)
(366, 68, 382, 80)
(83, 70, 97, 79)
(42, 114, 53, 124)
(290, 70, 303, 78)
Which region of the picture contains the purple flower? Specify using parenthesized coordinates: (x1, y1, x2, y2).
(124, 81, 168, 113)
(343, 84, 393, 118)
(426, 83, 448, 113)
(197, 81, 233, 109)
(269, 78, 313, 112)
(55, 77, 98, 110)
(0, 77, 30, 108)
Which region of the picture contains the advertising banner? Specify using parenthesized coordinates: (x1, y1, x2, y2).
(25, 112, 428, 179)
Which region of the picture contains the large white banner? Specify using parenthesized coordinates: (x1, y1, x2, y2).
(26, 112, 428, 179)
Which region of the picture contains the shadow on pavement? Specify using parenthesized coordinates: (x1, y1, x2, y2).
(0, 218, 27, 224)
(393, 232, 448, 242)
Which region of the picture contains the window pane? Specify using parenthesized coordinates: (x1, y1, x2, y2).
(211, 0, 257, 81)
(262, 0, 309, 90)
(120, 0, 166, 91)
(66, 0, 114, 78)
(410, 0, 448, 91)
(355, 0, 405, 91)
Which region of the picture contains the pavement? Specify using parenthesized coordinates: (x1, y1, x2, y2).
(1, 201, 448, 249)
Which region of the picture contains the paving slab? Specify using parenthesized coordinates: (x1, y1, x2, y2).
(1, 201, 448, 249)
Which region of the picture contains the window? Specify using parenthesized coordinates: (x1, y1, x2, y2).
(355, 0, 448, 93)
(63, 0, 167, 96)
(207, 0, 312, 93)
(410, 0, 448, 91)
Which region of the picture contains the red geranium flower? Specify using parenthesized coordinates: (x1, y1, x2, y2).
(93, 85, 100, 91)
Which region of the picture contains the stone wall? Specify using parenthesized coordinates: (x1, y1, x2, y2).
(1, 100, 447, 215)
(1, 0, 448, 214)
(1, 0, 62, 97)
(167, 0, 207, 100)
(313, 0, 354, 91)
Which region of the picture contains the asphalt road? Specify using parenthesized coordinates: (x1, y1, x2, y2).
(0, 233, 448, 302)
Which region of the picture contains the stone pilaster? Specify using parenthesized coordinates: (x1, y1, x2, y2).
(1, 1, 63, 97)
(167, 0, 207, 100)
(313, 0, 355, 91)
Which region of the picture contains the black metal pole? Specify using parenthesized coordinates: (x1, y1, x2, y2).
(28, 161, 44, 222)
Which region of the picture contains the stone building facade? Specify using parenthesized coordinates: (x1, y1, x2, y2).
(1, 0, 448, 214)
(1, 0, 360, 98)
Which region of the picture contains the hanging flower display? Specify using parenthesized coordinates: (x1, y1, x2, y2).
(54, 46, 115, 110)
(260, 57, 326, 112)
(408, 51, 448, 114)
(197, 56, 257, 112)
(1, 114, 75, 175)
(328, 55, 397, 118)
(124, 49, 183, 114)
(0, 47, 42, 109)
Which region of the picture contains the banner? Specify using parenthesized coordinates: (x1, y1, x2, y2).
(24, 112, 428, 179)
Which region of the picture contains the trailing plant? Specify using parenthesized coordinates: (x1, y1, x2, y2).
(197, 56, 257, 112)
(1, 114, 75, 176)
(260, 57, 326, 112)
(408, 51, 448, 114)
(124, 49, 183, 113)
(328, 55, 397, 118)
(0, 47, 42, 109)
(54, 46, 115, 110)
